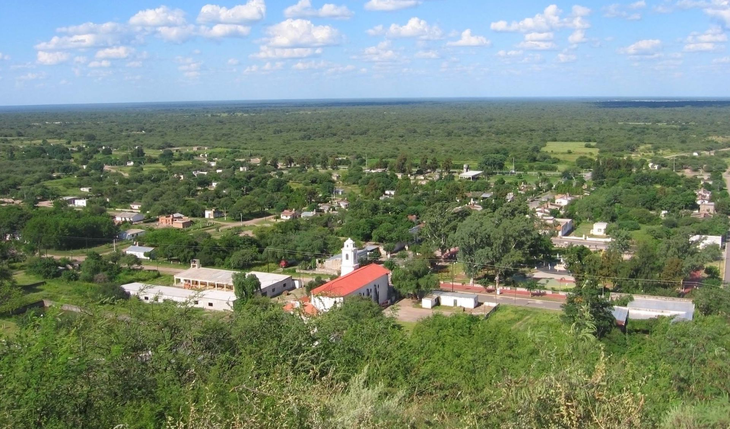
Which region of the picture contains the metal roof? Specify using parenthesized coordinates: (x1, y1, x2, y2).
(125, 245, 155, 253)
(174, 267, 291, 287)
(122, 282, 236, 301)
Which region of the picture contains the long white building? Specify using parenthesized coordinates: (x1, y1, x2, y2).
(173, 260, 295, 298)
(121, 282, 236, 311)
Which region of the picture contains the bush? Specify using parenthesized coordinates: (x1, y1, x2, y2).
(26, 257, 61, 279)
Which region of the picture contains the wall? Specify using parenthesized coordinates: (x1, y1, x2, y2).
(259, 278, 295, 298)
(440, 295, 478, 309)
(312, 273, 389, 312)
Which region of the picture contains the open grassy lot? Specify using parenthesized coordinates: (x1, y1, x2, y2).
(542, 141, 599, 163)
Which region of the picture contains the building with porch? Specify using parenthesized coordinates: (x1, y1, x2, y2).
(173, 260, 294, 298)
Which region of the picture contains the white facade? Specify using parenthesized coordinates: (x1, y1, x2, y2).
(124, 245, 154, 260)
(115, 212, 145, 223)
(122, 282, 236, 311)
(438, 292, 478, 309)
(690, 235, 722, 249)
(173, 261, 294, 298)
(120, 228, 146, 240)
(204, 209, 223, 219)
(422, 295, 438, 309)
(341, 238, 359, 276)
(311, 274, 389, 312)
(591, 222, 608, 236)
(555, 196, 574, 207)
(74, 199, 87, 207)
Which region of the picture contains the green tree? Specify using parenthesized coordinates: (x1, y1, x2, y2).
(562, 279, 615, 338)
(421, 202, 466, 256)
(391, 258, 438, 298)
(451, 202, 549, 286)
(0, 264, 21, 314)
(233, 272, 261, 309)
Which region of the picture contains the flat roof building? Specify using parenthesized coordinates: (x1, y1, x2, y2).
(122, 282, 236, 311)
(173, 260, 294, 298)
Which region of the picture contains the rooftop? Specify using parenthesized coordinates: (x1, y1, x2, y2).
(124, 228, 146, 234)
(122, 282, 236, 301)
(174, 266, 290, 287)
(125, 245, 155, 253)
(312, 264, 390, 297)
(117, 212, 142, 218)
(458, 170, 483, 178)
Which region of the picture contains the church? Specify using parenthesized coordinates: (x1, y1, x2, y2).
(311, 238, 391, 312)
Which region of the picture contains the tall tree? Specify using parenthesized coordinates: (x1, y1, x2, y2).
(391, 259, 439, 298)
(421, 202, 466, 256)
(233, 272, 261, 309)
(451, 202, 549, 286)
(562, 279, 615, 338)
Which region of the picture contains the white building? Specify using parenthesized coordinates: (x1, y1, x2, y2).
(124, 245, 155, 260)
(173, 260, 294, 298)
(554, 195, 575, 207)
(63, 197, 88, 207)
(79, 187, 91, 193)
(458, 164, 483, 180)
(422, 291, 478, 309)
(690, 235, 723, 250)
(341, 238, 359, 276)
(204, 209, 223, 219)
(115, 212, 145, 224)
(130, 202, 143, 211)
(121, 282, 236, 311)
(311, 263, 391, 312)
(591, 222, 608, 236)
(119, 228, 146, 241)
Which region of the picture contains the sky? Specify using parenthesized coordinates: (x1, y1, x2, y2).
(0, 0, 729, 105)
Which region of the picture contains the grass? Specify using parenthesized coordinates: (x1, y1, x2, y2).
(542, 142, 599, 163)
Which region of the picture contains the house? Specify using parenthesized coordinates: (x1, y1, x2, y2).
(79, 187, 91, 193)
(115, 212, 145, 224)
(173, 260, 294, 298)
(542, 218, 573, 237)
(334, 188, 346, 196)
(124, 245, 155, 260)
(611, 295, 695, 326)
(158, 213, 192, 229)
(63, 196, 87, 207)
(311, 263, 391, 312)
(121, 282, 236, 311)
(130, 202, 143, 211)
(648, 162, 660, 170)
(119, 228, 146, 241)
(301, 211, 317, 218)
(281, 209, 300, 220)
(458, 164, 483, 180)
(422, 291, 478, 309)
(126, 161, 134, 166)
(554, 194, 575, 207)
(204, 209, 223, 219)
(690, 235, 722, 250)
(591, 222, 608, 236)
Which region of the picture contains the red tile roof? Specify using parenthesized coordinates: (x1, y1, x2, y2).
(312, 264, 391, 297)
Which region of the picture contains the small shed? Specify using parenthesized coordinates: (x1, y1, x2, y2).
(125, 245, 155, 260)
(439, 292, 478, 309)
(422, 295, 439, 309)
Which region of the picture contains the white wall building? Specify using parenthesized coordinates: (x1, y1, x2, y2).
(341, 238, 359, 276)
(204, 209, 223, 219)
(422, 291, 478, 309)
(311, 263, 391, 312)
(173, 260, 294, 298)
(124, 245, 155, 260)
(115, 212, 145, 223)
(591, 222, 608, 236)
(122, 282, 236, 311)
(119, 228, 146, 241)
(690, 235, 723, 250)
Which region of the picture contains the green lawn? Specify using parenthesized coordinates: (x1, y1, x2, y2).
(542, 142, 599, 163)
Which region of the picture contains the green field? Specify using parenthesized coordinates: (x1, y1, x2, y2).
(542, 141, 599, 162)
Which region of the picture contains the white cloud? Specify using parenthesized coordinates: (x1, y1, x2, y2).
(447, 29, 490, 47)
(197, 1, 266, 24)
(74, 56, 87, 64)
(263, 19, 342, 47)
(525, 32, 554, 41)
(156, 25, 197, 43)
(706, 8, 730, 27)
(244, 62, 283, 74)
(293, 60, 329, 69)
(497, 50, 524, 57)
(618, 39, 662, 56)
(251, 46, 323, 58)
(228, 58, 240, 65)
(359, 41, 400, 62)
(88, 60, 111, 68)
(603, 3, 642, 20)
(198, 24, 251, 38)
(491, 4, 590, 32)
(35, 33, 124, 51)
(126, 61, 143, 67)
(325, 64, 357, 74)
(16, 72, 47, 82)
(129, 6, 187, 27)
(684, 26, 727, 51)
(96, 46, 134, 59)
(37, 51, 70, 65)
(557, 52, 577, 62)
(568, 29, 588, 44)
(713, 56, 730, 63)
(376, 17, 443, 40)
(0, 52, 9, 61)
(284, 0, 353, 19)
(364, 0, 420, 12)
(517, 40, 558, 50)
(415, 50, 439, 58)
(57, 22, 126, 35)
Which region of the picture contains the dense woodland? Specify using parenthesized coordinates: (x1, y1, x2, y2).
(2, 100, 730, 427)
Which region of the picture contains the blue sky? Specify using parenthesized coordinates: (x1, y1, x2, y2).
(1, 0, 729, 105)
